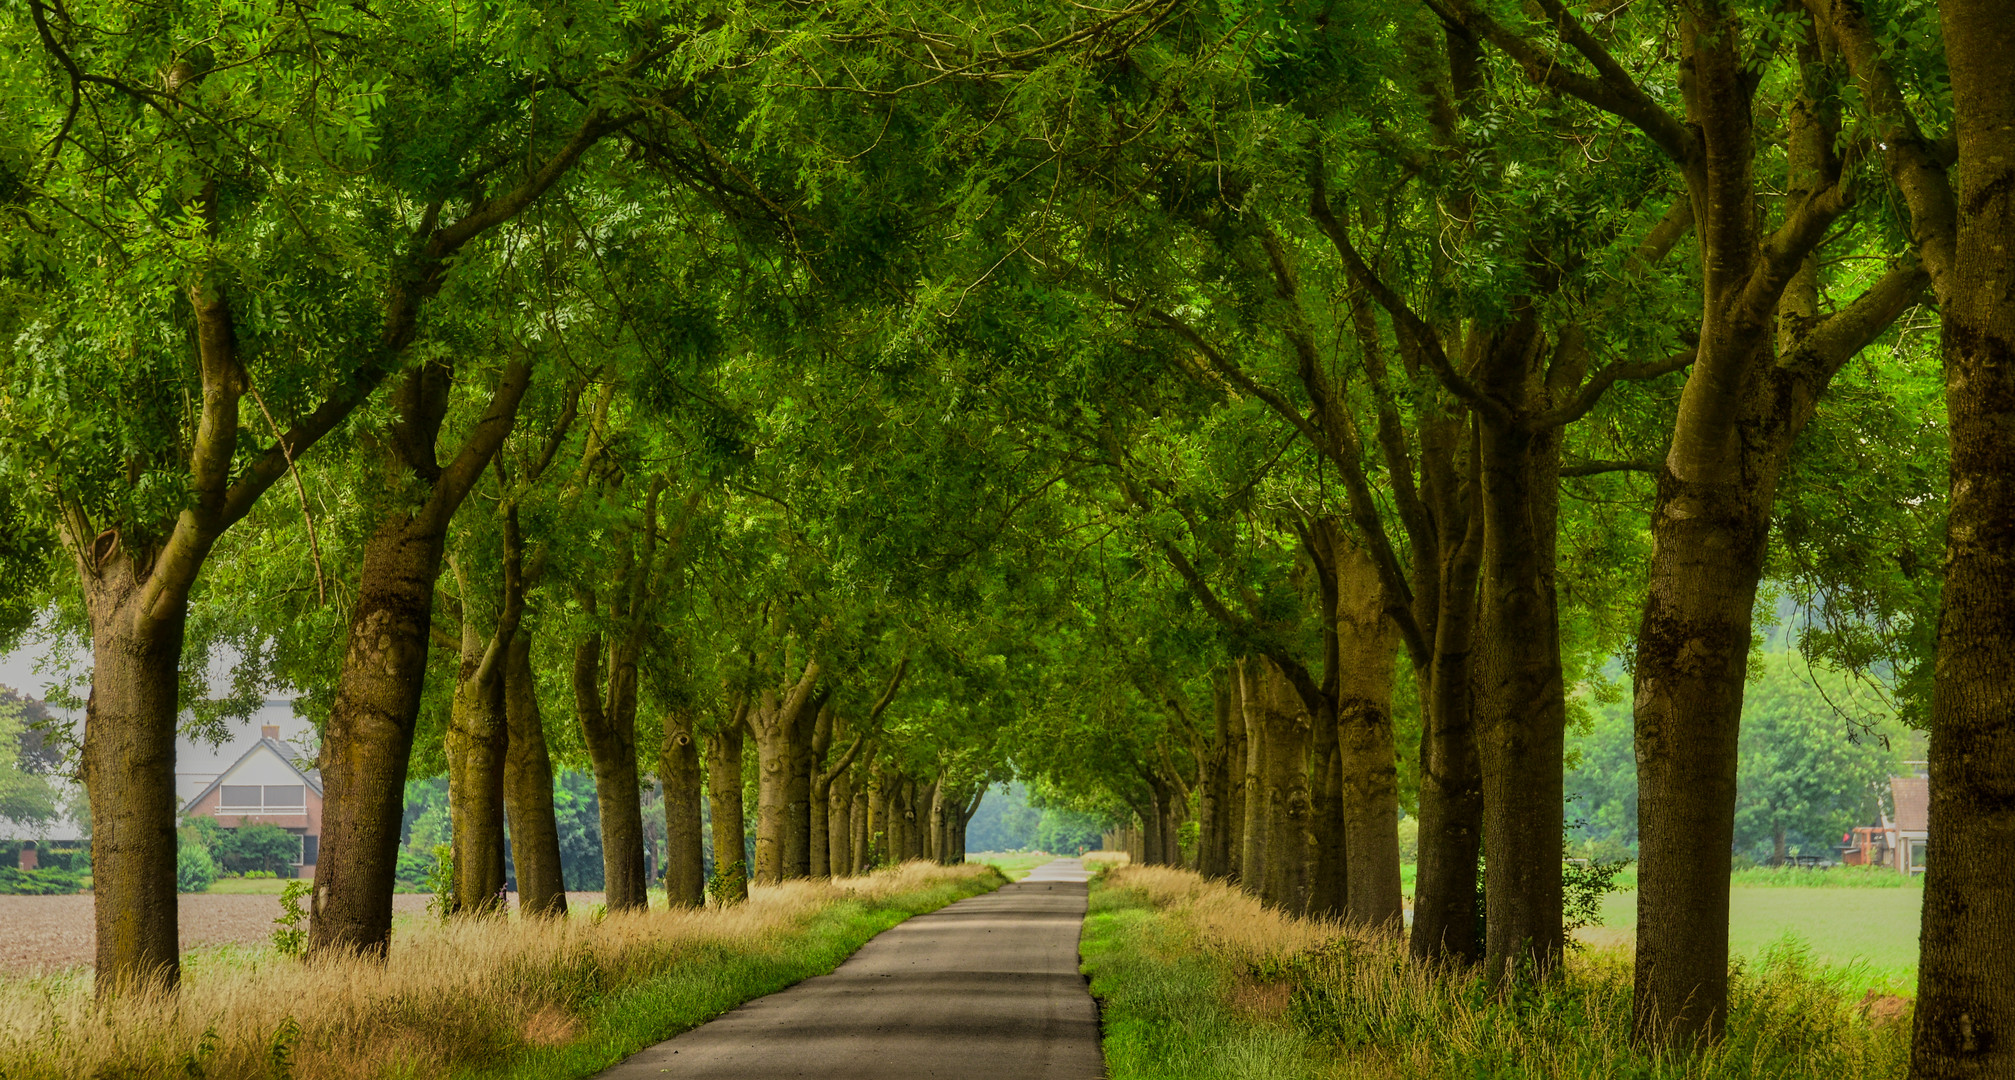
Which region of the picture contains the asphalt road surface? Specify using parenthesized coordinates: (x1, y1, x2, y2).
(592, 859, 1105, 1079)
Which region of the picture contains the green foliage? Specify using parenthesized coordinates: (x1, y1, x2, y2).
(1735, 653, 1909, 862)
(1562, 857, 1632, 951)
(177, 839, 218, 894)
(0, 866, 87, 895)
(0, 694, 57, 826)
(426, 843, 454, 922)
(271, 880, 311, 959)
(1568, 647, 1913, 859)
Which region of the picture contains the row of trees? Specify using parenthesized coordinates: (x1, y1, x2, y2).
(0, 0, 2007, 1075)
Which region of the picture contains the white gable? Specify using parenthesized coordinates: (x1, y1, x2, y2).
(218, 743, 306, 788)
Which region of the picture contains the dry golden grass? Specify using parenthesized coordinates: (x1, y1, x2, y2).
(0, 861, 993, 1080)
(1090, 865, 1913, 1080)
(1079, 850, 1131, 867)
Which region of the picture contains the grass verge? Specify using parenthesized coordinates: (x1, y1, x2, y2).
(1081, 865, 1912, 1080)
(0, 861, 1002, 1080)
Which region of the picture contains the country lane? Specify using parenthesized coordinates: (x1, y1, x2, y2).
(591, 858, 1105, 1080)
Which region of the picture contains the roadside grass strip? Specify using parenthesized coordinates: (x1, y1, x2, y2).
(1080, 865, 1912, 1080)
(0, 862, 1003, 1080)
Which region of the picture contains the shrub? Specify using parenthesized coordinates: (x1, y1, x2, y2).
(0, 867, 86, 895)
(177, 842, 218, 894)
(271, 880, 310, 958)
(217, 823, 301, 877)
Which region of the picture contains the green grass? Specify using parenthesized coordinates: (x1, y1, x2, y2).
(1080, 890, 1320, 1078)
(466, 869, 1003, 1080)
(1728, 866, 1922, 888)
(1589, 887, 1921, 988)
(1083, 869, 1913, 1080)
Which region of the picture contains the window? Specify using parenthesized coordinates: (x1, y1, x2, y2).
(301, 835, 319, 865)
(218, 785, 305, 811)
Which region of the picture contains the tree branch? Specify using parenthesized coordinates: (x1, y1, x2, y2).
(1529, 346, 1697, 430)
(420, 356, 536, 535)
(1428, 0, 1695, 164)
(1307, 178, 1510, 427)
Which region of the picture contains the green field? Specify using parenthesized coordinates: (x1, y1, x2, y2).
(1586, 886, 1922, 986)
(967, 851, 1055, 881)
(201, 876, 297, 894)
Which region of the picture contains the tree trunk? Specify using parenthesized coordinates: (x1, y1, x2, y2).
(1409, 511, 1484, 963)
(809, 707, 834, 878)
(445, 659, 508, 915)
(868, 775, 889, 868)
(1138, 795, 1164, 866)
(313, 518, 453, 956)
(747, 663, 819, 883)
(312, 356, 532, 957)
(573, 631, 648, 910)
(661, 708, 706, 908)
(81, 589, 183, 991)
(1474, 322, 1569, 980)
(1334, 542, 1405, 931)
(446, 552, 516, 916)
(1307, 706, 1346, 918)
(961, 790, 984, 862)
(705, 722, 748, 903)
(503, 635, 567, 917)
(1239, 658, 1270, 895)
(901, 777, 921, 861)
(1197, 673, 1236, 879)
(927, 780, 947, 864)
(749, 697, 790, 883)
(826, 771, 852, 877)
(1912, 6, 2015, 1072)
(1250, 658, 1312, 912)
(851, 786, 870, 873)
(1225, 672, 1247, 884)
(787, 700, 818, 879)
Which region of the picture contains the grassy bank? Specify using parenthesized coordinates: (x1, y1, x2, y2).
(0, 861, 1002, 1080)
(1082, 865, 1911, 1080)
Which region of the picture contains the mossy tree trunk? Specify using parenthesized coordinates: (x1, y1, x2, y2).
(314, 357, 533, 957)
(704, 715, 748, 903)
(661, 706, 706, 907)
(503, 634, 567, 917)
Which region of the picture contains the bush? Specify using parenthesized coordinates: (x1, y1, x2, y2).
(1396, 816, 1418, 861)
(177, 841, 218, 893)
(0, 866, 87, 895)
(218, 823, 300, 877)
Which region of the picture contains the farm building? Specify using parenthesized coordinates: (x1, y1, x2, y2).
(1840, 770, 1930, 876)
(180, 719, 323, 875)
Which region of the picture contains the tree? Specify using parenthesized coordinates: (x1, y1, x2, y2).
(0, 694, 58, 827)
(1734, 655, 1906, 865)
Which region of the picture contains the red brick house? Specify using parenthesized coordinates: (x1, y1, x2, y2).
(180, 724, 323, 873)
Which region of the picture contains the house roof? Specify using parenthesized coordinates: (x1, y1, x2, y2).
(179, 735, 323, 817)
(1890, 775, 1929, 834)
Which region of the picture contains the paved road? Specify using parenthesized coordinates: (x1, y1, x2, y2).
(592, 859, 1105, 1079)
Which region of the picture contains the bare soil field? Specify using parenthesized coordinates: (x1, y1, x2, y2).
(0, 892, 610, 975)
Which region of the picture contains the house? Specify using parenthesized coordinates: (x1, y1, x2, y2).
(1840, 767, 1930, 876)
(180, 722, 323, 874)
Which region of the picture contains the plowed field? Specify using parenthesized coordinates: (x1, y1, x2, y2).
(0, 892, 608, 975)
